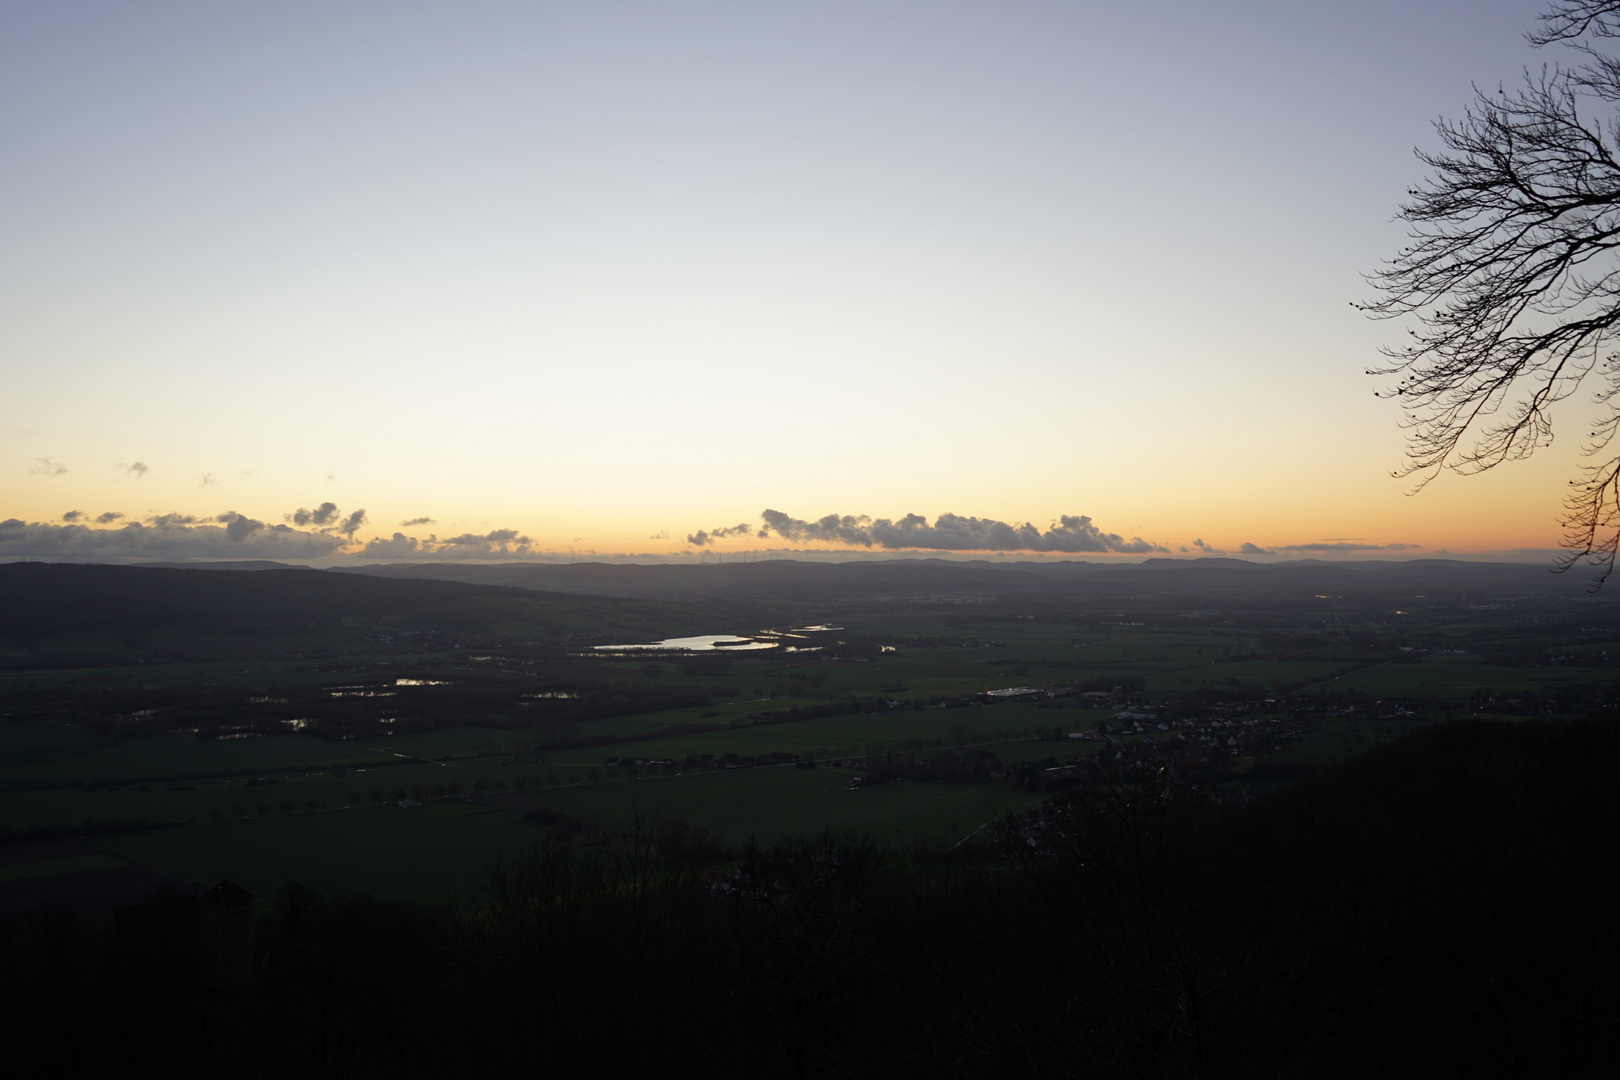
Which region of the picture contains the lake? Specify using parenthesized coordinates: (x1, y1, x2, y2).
(592, 634, 777, 653)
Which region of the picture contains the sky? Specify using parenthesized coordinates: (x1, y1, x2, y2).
(0, 1, 1588, 563)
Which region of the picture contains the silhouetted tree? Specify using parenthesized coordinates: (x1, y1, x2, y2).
(1365, 1, 1620, 583)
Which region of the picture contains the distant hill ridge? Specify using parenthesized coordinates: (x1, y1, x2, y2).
(0, 557, 1587, 625)
(0, 562, 546, 641)
(335, 555, 1584, 599)
(6, 553, 1578, 604)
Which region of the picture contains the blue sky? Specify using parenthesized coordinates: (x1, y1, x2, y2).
(0, 1, 1572, 560)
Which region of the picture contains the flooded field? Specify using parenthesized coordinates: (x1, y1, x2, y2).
(592, 634, 777, 652)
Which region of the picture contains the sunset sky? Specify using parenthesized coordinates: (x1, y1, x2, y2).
(0, 1, 1579, 562)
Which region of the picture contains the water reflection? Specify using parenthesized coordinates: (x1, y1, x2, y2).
(592, 634, 777, 653)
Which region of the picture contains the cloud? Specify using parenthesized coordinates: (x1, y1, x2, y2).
(292, 502, 340, 527)
(62, 510, 83, 522)
(95, 512, 124, 524)
(216, 511, 264, 543)
(357, 532, 422, 558)
(686, 523, 753, 547)
(355, 527, 534, 560)
(753, 509, 1167, 554)
(28, 459, 67, 477)
(1233, 540, 1413, 556)
(400, 516, 435, 527)
(438, 528, 529, 551)
(1192, 538, 1226, 554)
(648, 530, 669, 540)
(197, 473, 218, 487)
(118, 462, 148, 478)
(288, 502, 365, 537)
(0, 517, 349, 559)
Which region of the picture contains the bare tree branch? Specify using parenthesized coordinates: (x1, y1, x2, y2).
(1365, 4, 1620, 587)
(1531, 1, 1620, 47)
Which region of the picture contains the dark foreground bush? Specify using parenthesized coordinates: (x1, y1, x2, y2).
(2, 720, 1616, 1078)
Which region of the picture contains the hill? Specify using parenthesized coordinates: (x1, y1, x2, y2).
(340, 555, 1588, 604)
(0, 562, 713, 659)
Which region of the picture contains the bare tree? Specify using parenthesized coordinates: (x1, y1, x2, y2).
(1364, 1, 1620, 584)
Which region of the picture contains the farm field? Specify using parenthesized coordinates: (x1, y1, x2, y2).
(6, 558, 1620, 911)
(490, 765, 1048, 850)
(92, 801, 534, 906)
(0, 653, 358, 693)
(0, 725, 399, 786)
(547, 702, 1069, 766)
(0, 758, 540, 832)
(0, 706, 1084, 836)
(1261, 719, 1433, 766)
(1147, 659, 1347, 692)
(1329, 654, 1617, 699)
(81, 770, 1048, 905)
(498, 764, 1043, 848)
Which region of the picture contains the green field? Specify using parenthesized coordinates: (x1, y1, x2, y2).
(1328, 654, 1611, 699)
(0, 759, 524, 832)
(0, 852, 124, 883)
(1148, 659, 1347, 692)
(500, 766, 1046, 848)
(92, 801, 533, 905)
(75, 769, 1046, 904)
(1260, 719, 1429, 766)
(0, 696, 1080, 838)
(548, 702, 1063, 765)
(8, 560, 1620, 909)
(0, 726, 400, 786)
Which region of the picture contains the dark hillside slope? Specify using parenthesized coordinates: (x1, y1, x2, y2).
(343, 557, 1095, 601)
(342, 555, 1591, 605)
(1162, 719, 1619, 1074)
(0, 563, 523, 640)
(4, 719, 1613, 1077)
(0, 562, 704, 645)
